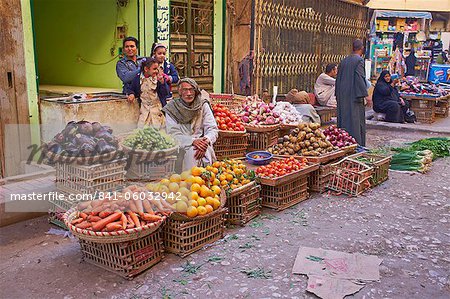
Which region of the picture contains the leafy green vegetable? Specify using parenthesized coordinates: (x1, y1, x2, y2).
(393, 137, 450, 160)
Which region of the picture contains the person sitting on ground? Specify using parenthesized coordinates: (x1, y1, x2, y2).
(286, 89, 321, 124)
(116, 36, 145, 94)
(124, 57, 170, 128)
(373, 71, 409, 123)
(162, 78, 218, 171)
(314, 63, 338, 107)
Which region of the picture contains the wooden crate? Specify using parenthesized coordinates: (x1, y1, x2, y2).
(410, 99, 434, 109)
(316, 107, 336, 123)
(413, 107, 435, 124)
(78, 229, 164, 279)
(327, 158, 373, 197)
(247, 130, 279, 152)
(215, 134, 249, 160)
(308, 163, 334, 193)
(261, 176, 309, 211)
(435, 101, 449, 118)
(209, 94, 246, 112)
(225, 182, 262, 226)
(56, 159, 126, 194)
(163, 209, 226, 257)
(348, 153, 391, 186)
(126, 155, 177, 182)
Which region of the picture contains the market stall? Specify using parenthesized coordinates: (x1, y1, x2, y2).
(369, 10, 433, 80)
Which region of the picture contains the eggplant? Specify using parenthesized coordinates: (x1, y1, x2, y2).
(95, 139, 115, 154)
(77, 121, 94, 136)
(74, 134, 96, 147)
(92, 122, 103, 133)
(79, 143, 95, 157)
(94, 130, 114, 143)
(62, 122, 78, 138)
(64, 145, 79, 156)
(101, 125, 113, 134)
(53, 133, 65, 144)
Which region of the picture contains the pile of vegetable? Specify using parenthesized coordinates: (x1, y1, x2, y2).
(323, 125, 357, 148)
(267, 123, 336, 156)
(70, 185, 166, 232)
(212, 104, 245, 132)
(273, 102, 303, 125)
(45, 121, 118, 156)
(390, 150, 433, 173)
(240, 100, 281, 125)
(256, 156, 308, 178)
(123, 126, 176, 151)
(393, 137, 450, 160)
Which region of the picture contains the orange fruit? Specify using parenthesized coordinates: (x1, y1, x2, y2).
(213, 179, 220, 186)
(187, 206, 198, 218)
(168, 182, 179, 193)
(199, 185, 211, 197)
(175, 201, 188, 213)
(179, 181, 189, 188)
(170, 174, 181, 183)
(226, 174, 233, 181)
(160, 179, 170, 186)
(191, 166, 202, 176)
(212, 198, 221, 210)
(219, 174, 226, 181)
(180, 170, 191, 181)
(193, 176, 204, 185)
(189, 191, 199, 201)
(185, 175, 195, 184)
(205, 196, 215, 206)
(211, 185, 221, 195)
(197, 197, 207, 206)
(221, 180, 228, 186)
(178, 187, 190, 197)
(213, 161, 221, 168)
(212, 167, 219, 174)
(205, 205, 213, 213)
(197, 206, 207, 216)
(191, 183, 201, 193)
(188, 200, 198, 207)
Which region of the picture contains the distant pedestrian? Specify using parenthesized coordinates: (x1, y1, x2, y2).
(335, 39, 369, 146)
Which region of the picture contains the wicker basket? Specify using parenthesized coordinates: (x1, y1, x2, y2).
(126, 155, 177, 182)
(56, 159, 126, 194)
(307, 162, 335, 193)
(225, 182, 262, 226)
(215, 134, 249, 160)
(209, 93, 246, 112)
(247, 130, 279, 152)
(413, 107, 436, 124)
(316, 108, 336, 123)
(78, 229, 164, 279)
(348, 153, 392, 186)
(327, 158, 373, 197)
(261, 176, 309, 211)
(163, 208, 226, 257)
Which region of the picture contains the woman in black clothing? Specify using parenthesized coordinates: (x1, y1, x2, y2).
(373, 70, 408, 123)
(405, 48, 417, 76)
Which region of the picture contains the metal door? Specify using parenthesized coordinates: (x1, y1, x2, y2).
(170, 0, 214, 92)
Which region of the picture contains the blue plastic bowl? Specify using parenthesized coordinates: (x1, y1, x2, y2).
(246, 151, 273, 165)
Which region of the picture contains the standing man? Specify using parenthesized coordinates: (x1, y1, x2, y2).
(335, 39, 369, 146)
(314, 63, 338, 107)
(116, 36, 145, 93)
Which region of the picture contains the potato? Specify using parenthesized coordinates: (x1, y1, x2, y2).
(299, 141, 305, 148)
(290, 136, 298, 143)
(308, 146, 314, 151)
(312, 142, 320, 149)
(294, 144, 300, 152)
(304, 127, 312, 133)
(288, 148, 295, 155)
(306, 133, 314, 140)
(310, 123, 320, 130)
(304, 140, 311, 147)
(310, 137, 317, 143)
(298, 124, 306, 130)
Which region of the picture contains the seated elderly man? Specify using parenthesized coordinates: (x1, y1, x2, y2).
(314, 63, 338, 107)
(162, 78, 218, 171)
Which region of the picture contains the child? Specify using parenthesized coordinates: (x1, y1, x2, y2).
(151, 43, 179, 101)
(125, 57, 170, 128)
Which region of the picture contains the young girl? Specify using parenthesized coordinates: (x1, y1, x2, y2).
(125, 57, 170, 128)
(151, 43, 179, 100)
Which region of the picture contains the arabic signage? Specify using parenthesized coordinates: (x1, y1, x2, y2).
(156, 0, 170, 51)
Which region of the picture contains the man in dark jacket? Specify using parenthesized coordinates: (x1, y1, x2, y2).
(116, 37, 145, 93)
(335, 40, 369, 146)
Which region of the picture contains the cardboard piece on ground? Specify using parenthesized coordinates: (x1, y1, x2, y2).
(306, 275, 365, 299)
(292, 246, 382, 281)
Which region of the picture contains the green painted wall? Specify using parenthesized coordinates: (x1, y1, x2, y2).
(213, 0, 224, 93)
(33, 0, 139, 89)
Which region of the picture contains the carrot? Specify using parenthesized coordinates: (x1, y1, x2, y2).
(128, 212, 141, 228)
(78, 201, 91, 210)
(141, 213, 162, 222)
(91, 212, 122, 231)
(75, 221, 92, 229)
(87, 215, 102, 222)
(91, 200, 103, 208)
(151, 199, 164, 212)
(121, 213, 127, 230)
(126, 214, 135, 226)
(98, 210, 112, 218)
(91, 205, 105, 216)
(135, 199, 144, 214)
(71, 217, 84, 225)
(129, 200, 138, 213)
(106, 221, 123, 231)
(160, 199, 175, 211)
(142, 199, 155, 214)
(80, 212, 88, 220)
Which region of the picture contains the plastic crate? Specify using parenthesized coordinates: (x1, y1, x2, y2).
(327, 158, 373, 196)
(126, 156, 177, 182)
(225, 182, 262, 226)
(78, 229, 164, 279)
(56, 159, 126, 194)
(247, 130, 279, 152)
(260, 176, 309, 211)
(163, 208, 226, 257)
(215, 134, 249, 160)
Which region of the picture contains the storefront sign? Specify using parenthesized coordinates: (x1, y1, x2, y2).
(156, 0, 170, 51)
